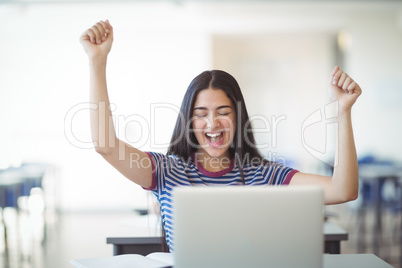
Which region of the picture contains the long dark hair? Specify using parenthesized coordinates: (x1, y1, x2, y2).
(167, 70, 267, 182)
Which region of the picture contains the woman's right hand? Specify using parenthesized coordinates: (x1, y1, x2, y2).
(80, 20, 113, 61)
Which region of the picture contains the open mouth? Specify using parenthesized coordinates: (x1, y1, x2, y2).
(205, 132, 224, 148)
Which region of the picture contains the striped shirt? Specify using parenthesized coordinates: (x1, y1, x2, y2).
(144, 152, 298, 252)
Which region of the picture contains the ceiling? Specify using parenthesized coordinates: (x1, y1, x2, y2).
(1, 0, 401, 4)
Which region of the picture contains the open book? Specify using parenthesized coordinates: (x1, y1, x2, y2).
(70, 252, 173, 268)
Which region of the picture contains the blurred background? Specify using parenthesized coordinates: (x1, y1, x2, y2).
(0, 0, 401, 267)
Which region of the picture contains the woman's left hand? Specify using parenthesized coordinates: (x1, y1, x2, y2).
(330, 66, 362, 112)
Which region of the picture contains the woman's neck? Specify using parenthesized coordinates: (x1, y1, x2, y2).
(195, 151, 232, 172)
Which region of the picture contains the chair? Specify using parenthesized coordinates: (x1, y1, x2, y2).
(356, 156, 402, 259)
(0, 169, 24, 268)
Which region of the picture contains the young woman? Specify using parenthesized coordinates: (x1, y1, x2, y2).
(80, 20, 362, 252)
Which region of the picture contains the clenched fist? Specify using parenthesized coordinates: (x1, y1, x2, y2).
(80, 20, 113, 61)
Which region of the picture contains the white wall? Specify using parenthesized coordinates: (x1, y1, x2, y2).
(208, 2, 402, 171)
(212, 33, 336, 172)
(1, 1, 401, 211)
(0, 2, 212, 211)
(345, 13, 402, 160)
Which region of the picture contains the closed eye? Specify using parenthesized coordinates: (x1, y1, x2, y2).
(194, 114, 207, 118)
(217, 106, 232, 116)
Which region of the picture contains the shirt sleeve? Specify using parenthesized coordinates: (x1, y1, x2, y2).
(282, 169, 299, 185)
(262, 161, 299, 185)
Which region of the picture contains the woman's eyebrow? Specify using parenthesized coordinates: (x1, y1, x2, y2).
(217, 105, 232, 110)
(193, 105, 232, 111)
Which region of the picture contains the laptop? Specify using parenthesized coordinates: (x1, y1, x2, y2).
(172, 186, 324, 268)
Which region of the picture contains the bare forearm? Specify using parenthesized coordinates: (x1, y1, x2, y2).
(332, 109, 359, 201)
(89, 58, 117, 153)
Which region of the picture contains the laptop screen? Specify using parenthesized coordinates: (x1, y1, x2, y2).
(172, 186, 324, 268)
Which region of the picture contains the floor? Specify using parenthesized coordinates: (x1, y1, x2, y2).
(0, 202, 401, 268)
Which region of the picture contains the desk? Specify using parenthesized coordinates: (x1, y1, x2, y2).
(107, 236, 167, 256)
(70, 253, 392, 268)
(0, 171, 25, 208)
(323, 254, 392, 268)
(323, 221, 348, 254)
(106, 214, 164, 256)
(1, 165, 48, 268)
(0, 164, 47, 204)
(107, 221, 348, 256)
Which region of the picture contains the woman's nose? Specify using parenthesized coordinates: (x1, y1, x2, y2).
(207, 114, 221, 129)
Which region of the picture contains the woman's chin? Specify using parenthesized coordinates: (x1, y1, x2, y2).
(202, 147, 229, 159)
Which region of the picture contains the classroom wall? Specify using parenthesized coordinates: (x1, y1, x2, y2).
(212, 33, 336, 172)
(0, 1, 401, 211)
(346, 13, 402, 161)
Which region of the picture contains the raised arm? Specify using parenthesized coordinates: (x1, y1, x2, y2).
(290, 66, 362, 205)
(80, 20, 153, 188)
